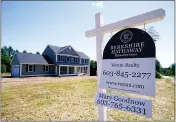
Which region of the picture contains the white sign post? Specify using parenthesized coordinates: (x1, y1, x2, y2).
(85, 8, 165, 121)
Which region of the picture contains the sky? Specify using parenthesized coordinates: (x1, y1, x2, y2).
(2, 1, 174, 68)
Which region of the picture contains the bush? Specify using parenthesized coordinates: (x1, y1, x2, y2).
(90, 60, 97, 76)
(156, 72, 162, 79)
(1, 64, 7, 73)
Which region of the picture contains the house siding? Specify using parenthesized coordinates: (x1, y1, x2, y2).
(11, 55, 20, 65)
(42, 46, 56, 64)
(56, 62, 89, 66)
(80, 59, 89, 65)
(21, 64, 55, 76)
(59, 47, 79, 56)
(56, 56, 89, 65)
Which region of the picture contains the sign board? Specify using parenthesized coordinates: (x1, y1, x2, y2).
(95, 92, 152, 117)
(99, 28, 156, 97)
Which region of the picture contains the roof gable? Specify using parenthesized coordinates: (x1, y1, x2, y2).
(44, 44, 90, 59)
(48, 45, 61, 53)
(58, 46, 80, 57)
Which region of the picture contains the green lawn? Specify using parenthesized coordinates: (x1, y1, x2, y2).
(1, 78, 175, 121)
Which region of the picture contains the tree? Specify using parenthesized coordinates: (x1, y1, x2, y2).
(160, 64, 174, 76)
(1, 48, 8, 56)
(15, 49, 19, 53)
(8, 46, 15, 58)
(3, 46, 8, 53)
(23, 50, 27, 53)
(1, 64, 6, 73)
(1, 55, 11, 72)
(156, 59, 162, 73)
(90, 60, 97, 76)
(146, 26, 160, 42)
(170, 63, 175, 76)
(36, 51, 40, 55)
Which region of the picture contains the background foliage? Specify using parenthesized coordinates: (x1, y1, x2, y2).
(1, 46, 40, 73)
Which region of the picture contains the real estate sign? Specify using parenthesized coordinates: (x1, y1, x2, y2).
(99, 28, 156, 97)
(95, 92, 152, 117)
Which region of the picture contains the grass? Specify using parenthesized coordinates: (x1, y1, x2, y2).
(1, 73, 11, 76)
(1, 77, 175, 121)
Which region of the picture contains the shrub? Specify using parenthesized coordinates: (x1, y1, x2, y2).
(1, 64, 7, 73)
(156, 72, 162, 79)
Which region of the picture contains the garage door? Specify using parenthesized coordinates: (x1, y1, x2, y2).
(12, 65, 20, 77)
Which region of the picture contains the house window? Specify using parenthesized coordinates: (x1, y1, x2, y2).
(67, 56, 69, 62)
(85, 59, 88, 63)
(64, 56, 66, 62)
(28, 65, 34, 72)
(45, 65, 49, 72)
(74, 57, 79, 63)
(58, 55, 60, 61)
(43, 65, 49, 72)
(63, 56, 65, 61)
(82, 58, 84, 63)
(60, 56, 64, 61)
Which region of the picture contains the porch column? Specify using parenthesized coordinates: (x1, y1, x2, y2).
(58, 65, 60, 76)
(88, 61, 90, 75)
(67, 66, 69, 74)
(55, 66, 57, 75)
(74, 66, 76, 74)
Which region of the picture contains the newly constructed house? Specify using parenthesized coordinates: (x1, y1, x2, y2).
(11, 45, 90, 77)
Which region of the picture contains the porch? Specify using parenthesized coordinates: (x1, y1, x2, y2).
(55, 65, 89, 76)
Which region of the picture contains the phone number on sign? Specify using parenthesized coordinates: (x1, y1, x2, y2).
(102, 70, 151, 79)
(96, 99, 146, 115)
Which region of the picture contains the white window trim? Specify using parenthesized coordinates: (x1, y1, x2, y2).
(28, 65, 34, 72)
(45, 65, 49, 72)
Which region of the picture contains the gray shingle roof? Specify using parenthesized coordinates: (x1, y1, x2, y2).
(76, 51, 90, 59)
(48, 45, 61, 53)
(15, 52, 49, 64)
(48, 45, 90, 59)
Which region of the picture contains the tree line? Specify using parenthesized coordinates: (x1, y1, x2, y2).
(1, 46, 40, 73)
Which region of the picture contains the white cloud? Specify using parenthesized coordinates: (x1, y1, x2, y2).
(92, 1, 104, 8)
